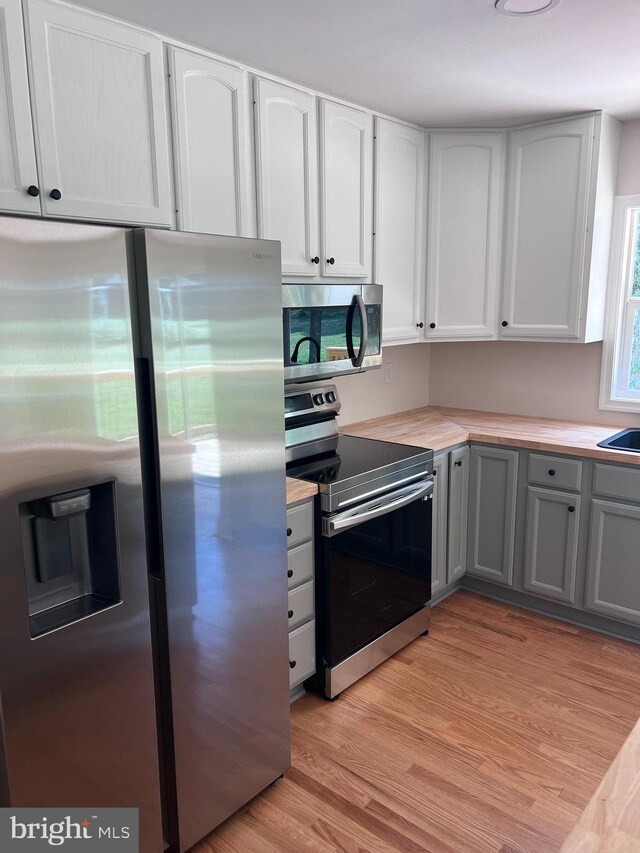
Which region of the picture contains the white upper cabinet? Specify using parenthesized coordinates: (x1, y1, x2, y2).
(319, 99, 372, 279)
(169, 48, 254, 237)
(0, 0, 40, 214)
(373, 118, 426, 344)
(254, 77, 319, 277)
(24, 0, 172, 225)
(426, 133, 503, 339)
(500, 113, 620, 342)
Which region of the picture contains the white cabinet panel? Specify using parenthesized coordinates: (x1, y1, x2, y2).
(254, 77, 318, 276)
(0, 0, 40, 214)
(169, 48, 253, 237)
(24, 0, 172, 225)
(319, 99, 372, 278)
(501, 116, 594, 339)
(374, 118, 426, 343)
(426, 133, 503, 339)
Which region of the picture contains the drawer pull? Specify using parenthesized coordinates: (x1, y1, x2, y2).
(568, 506, 575, 513)
(548, 469, 556, 477)
(287, 569, 293, 578)
(288, 609, 294, 618)
(455, 460, 462, 467)
(289, 660, 297, 669)
(287, 527, 292, 537)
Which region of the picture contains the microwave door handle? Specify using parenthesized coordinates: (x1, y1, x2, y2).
(346, 295, 368, 368)
(325, 480, 433, 537)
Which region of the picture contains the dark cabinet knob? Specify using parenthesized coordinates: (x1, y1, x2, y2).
(548, 469, 556, 477)
(286, 527, 292, 537)
(26, 185, 39, 197)
(311, 256, 320, 264)
(429, 323, 436, 329)
(288, 609, 294, 619)
(287, 569, 293, 578)
(289, 660, 297, 669)
(568, 506, 575, 513)
(416, 322, 424, 329)
(327, 257, 335, 265)
(455, 460, 462, 467)
(49, 188, 62, 200)
(501, 321, 509, 327)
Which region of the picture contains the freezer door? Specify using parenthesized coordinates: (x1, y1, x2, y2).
(0, 218, 163, 851)
(133, 230, 290, 852)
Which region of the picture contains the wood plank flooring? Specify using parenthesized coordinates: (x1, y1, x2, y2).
(194, 590, 640, 853)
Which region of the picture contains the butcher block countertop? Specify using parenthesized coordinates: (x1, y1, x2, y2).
(342, 406, 639, 465)
(561, 717, 640, 852)
(286, 476, 318, 506)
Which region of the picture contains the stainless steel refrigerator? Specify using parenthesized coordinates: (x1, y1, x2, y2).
(0, 219, 290, 852)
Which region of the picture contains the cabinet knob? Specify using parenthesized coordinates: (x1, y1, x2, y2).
(289, 660, 297, 669)
(286, 527, 292, 537)
(26, 185, 40, 197)
(548, 469, 556, 477)
(429, 322, 436, 329)
(455, 460, 462, 467)
(49, 188, 62, 200)
(288, 609, 294, 619)
(287, 569, 293, 578)
(568, 506, 575, 513)
(416, 322, 424, 329)
(311, 256, 320, 264)
(501, 321, 509, 327)
(327, 257, 335, 265)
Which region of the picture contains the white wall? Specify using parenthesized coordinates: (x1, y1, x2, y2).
(334, 343, 429, 425)
(428, 118, 640, 427)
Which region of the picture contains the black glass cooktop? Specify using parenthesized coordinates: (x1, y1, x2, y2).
(286, 434, 433, 489)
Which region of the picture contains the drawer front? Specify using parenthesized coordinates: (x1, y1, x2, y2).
(593, 463, 640, 503)
(288, 580, 314, 630)
(288, 620, 315, 688)
(528, 454, 582, 492)
(287, 540, 314, 589)
(286, 500, 314, 549)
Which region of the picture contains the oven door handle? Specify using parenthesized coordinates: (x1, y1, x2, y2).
(324, 479, 433, 537)
(346, 295, 368, 368)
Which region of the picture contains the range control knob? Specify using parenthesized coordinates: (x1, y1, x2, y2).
(325, 391, 337, 403)
(312, 393, 325, 405)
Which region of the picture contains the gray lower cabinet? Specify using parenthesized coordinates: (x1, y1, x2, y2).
(447, 445, 469, 583)
(286, 498, 315, 694)
(467, 445, 518, 585)
(523, 486, 580, 604)
(585, 499, 640, 626)
(431, 451, 449, 597)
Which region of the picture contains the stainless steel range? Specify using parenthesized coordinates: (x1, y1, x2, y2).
(285, 383, 434, 699)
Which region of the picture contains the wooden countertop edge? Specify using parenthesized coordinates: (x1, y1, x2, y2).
(286, 476, 318, 506)
(561, 717, 640, 851)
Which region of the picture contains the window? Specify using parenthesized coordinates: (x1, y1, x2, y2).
(601, 195, 640, 412)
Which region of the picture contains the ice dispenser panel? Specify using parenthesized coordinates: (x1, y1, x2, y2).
(20, 481, 122, 638)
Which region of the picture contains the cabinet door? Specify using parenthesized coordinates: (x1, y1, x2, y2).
(254, 77, 318, 277)
(431, 453, 449, 598)
(501, 116, 595, 339)
(24, 0, 171, 225)
(586, 500, 640, 626)
(373, 118, 426, 343)
(468, 446, 518, 585)
(523, 487, 580, 604)
(319, 99, 372, 278)
(448, 446, 469, 584)
(426, 133, 503, 339)
(169, 48, 253, 237)
(0, 0, 40, 214)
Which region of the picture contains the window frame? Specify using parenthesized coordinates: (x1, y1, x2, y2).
(600, 194, 640, 412)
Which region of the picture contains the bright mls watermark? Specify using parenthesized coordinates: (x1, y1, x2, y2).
(0, 809, 138, 851)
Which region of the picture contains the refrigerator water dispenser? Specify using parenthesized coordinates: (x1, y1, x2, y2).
(20, 481, 122, 638)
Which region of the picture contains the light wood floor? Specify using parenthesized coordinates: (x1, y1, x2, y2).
(195, 590, 640, 853)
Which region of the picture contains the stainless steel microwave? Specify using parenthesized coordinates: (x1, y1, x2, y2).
(283, 284, 383, 384)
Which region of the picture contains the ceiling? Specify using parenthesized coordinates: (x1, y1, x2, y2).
(80, 0, 640, 127)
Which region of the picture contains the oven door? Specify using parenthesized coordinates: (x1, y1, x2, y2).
(283, 284, 382, 384)
(318, 479, 433, 668)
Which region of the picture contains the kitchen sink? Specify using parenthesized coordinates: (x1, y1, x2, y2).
(597, 428, 640, 452)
